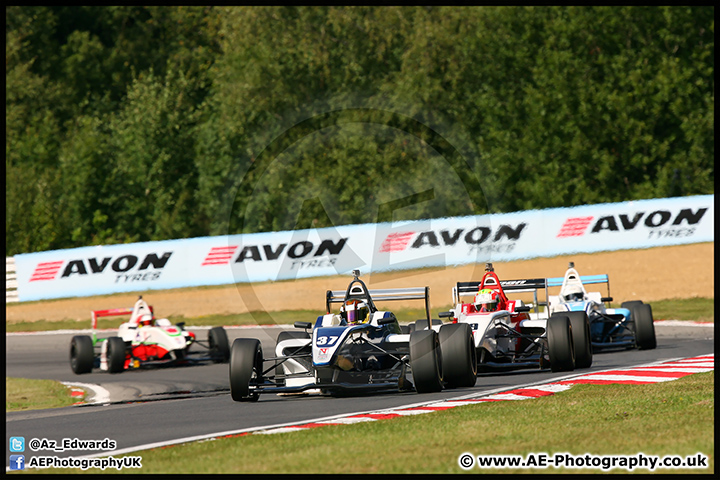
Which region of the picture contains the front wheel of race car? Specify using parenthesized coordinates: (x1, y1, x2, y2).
(409, 329, 443, 393)
(547, 315, 575, 372)
(230, 338, 263, 402)
(208, 326, 230, 363)
(106, 337, 127, 374)
(563, 312, 593, 369)
(438, 323, 477, 388)
(630, 303, 657, 350)
(70, 335, 95, 374)
(620, 300, 644, 314)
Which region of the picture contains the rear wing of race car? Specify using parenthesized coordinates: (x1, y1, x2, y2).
(90, 304, 153, 343)
(547, 273, 611, 298)
(452, 278, 549, 312)
(326, 286, 431, 324)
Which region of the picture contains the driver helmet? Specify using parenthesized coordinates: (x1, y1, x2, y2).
(342, 300, 369, 324)
(563, 285, 584, 302)
(475, 288, 500, 312)
(140, 313, 154, 327)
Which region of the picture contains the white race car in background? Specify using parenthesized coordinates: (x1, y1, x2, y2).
(547, 262, 656, 351)
(70, 296, 230, 374)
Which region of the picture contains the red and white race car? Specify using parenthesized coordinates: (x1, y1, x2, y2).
(69, 296, 230, 374)
(437, 263, 592, 373)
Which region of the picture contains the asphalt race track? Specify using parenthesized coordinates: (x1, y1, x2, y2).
(5, 323, 714, 467)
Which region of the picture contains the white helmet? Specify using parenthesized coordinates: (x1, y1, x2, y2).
(563, 285, 584, 302)
(140, 313, 154, 326)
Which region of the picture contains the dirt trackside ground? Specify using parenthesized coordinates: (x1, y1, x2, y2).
(5, 242, 714, 324)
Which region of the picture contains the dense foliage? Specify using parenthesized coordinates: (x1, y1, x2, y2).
(6, 6, 714, 255)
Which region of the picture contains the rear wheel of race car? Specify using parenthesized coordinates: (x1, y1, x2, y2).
(438, 323, 477, 388)
(409, 329, 443, 393)
(563, 312, 593, 369)
(208, 326, 230, 363)
(631, 303, 657, 350)
(547, 315, 575, 372)
(230, 338, 263, 402)
(70, 335, 94, 374)
(106, 337, 126, 374)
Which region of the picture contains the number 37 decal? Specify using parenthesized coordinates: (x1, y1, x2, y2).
(316, 335, 339, 346)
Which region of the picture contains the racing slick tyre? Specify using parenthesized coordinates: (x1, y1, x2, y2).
(70, 335, 95, 374)
(438, 323, 477, 388)
(106, 337, 127, 374)
(563, 311, 593, 369)
(230, 338, 263, 402)
(621, 300, 644, 311)
(630, 303, 657, 350)
(547, 315, 575, 372)
(620, 300, 643, 332)
(409, 329, 443, 393)
(621, 300, 645, 334)
(208, 326, 230, 363)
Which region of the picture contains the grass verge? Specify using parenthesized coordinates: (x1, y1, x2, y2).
(641, 297, 714, 323)
(6, 378, 81, 411)
(43, 372, 714, 474)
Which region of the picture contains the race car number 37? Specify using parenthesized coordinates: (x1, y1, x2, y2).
(316, 336, 339, 346)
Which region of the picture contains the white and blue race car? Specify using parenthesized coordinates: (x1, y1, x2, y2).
(547, 262, 656, 351)
(229, 270, 477, 402)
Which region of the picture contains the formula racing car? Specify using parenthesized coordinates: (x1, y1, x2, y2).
(229, 270, 477, 402)
(546, 262, 656, 350)
(438, 263, 592, 373)
(69, 296, 230, 374)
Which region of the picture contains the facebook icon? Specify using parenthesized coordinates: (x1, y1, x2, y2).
(9, 455, 25, 470)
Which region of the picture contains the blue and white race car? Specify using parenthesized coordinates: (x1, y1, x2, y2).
(547, 262, 656, 351)
(229, 270, 477, 402)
